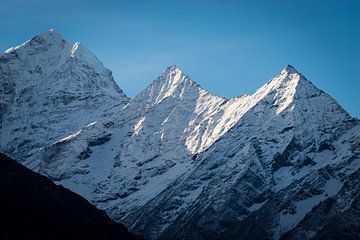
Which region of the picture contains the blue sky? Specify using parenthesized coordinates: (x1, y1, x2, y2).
(1, 0, 359, 117)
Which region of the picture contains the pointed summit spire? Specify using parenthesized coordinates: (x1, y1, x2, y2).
(4, 28, 68, 54)
(28, 28, 67, 48)
(159, 65, 187, 86)
(165, 65, 181, 72)
(161, 65, 183, 80)
(36, 28, 64, 39)
(134, 65, 209, 106)
(281, 64, 300, 75)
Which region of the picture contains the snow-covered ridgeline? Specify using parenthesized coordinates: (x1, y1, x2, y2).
(1, 30, 359, 240)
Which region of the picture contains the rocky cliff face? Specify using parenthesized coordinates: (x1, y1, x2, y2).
(0, 29, 128, 169)
(2, 30, 359, 240)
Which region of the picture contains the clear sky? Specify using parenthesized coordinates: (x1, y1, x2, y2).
(1, 0, 359, 117)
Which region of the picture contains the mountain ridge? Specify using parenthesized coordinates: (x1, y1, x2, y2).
(1, 30, 333, 107)
(1, 30, 359, 240)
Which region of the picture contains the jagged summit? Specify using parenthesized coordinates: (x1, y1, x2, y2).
(134, 65, 214, 106)
(155, 64, 312, 103)
(159, 65, 190, 85)
(261, 64, 310, 93)
(3, 29, 100, 69)
(274, 64, 302, 85)
(254, 64, 302, 97)
(33, 28, 65, 42)
(279, 64, 301, 80)
(133, 63, 335, 123)
(164, 64, 181, 73)
(282, 64, 298, 74)
(4, 28, 66, 54)
(1, 29, 331, 110)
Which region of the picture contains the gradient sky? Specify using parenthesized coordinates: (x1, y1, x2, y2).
(1, 0, 359, 117)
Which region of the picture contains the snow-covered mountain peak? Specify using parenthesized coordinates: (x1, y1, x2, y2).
(3, 29, 103, 71)
(276, 64, 301, 83)
(0, 30, 129, 166)
(164, 64, 182, 75)
(257, 64, 309, 97)
(160, 65, 191, 87)
(33, 28, 65, 43)
(281, 64, 298, 75)
(273, 65, 325, 101)
(4, 28, 67, 55)
(134, 65, 209, 107)
(157, 65, 188, 90)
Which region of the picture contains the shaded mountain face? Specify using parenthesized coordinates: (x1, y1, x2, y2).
(0, 153, 136, 240)
(0, 29, 128, 169)
(2, 30, 360, 240)
(281, 167, 360, 240)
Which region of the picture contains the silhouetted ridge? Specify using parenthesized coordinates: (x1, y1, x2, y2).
(0, 153, 137, 240)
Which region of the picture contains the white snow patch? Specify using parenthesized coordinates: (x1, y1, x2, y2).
(71, 42, 80, 57)
(133, 116, 145, 135)
(86, 121, 98, 127)
(56, 129, 82, 143)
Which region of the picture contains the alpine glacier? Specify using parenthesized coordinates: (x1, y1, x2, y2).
(1, 30, 359, 240)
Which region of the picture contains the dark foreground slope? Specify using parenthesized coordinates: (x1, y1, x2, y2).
(0, 153, 136, 240)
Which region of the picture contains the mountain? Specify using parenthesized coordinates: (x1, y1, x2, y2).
(38, 64, 360, 239)
(134, 66, 359, 240)
(0, 29, 129, 169)
(2, 30, 359, 240)
(0, 152, 136, 240)
(37, 65, 270, 218)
